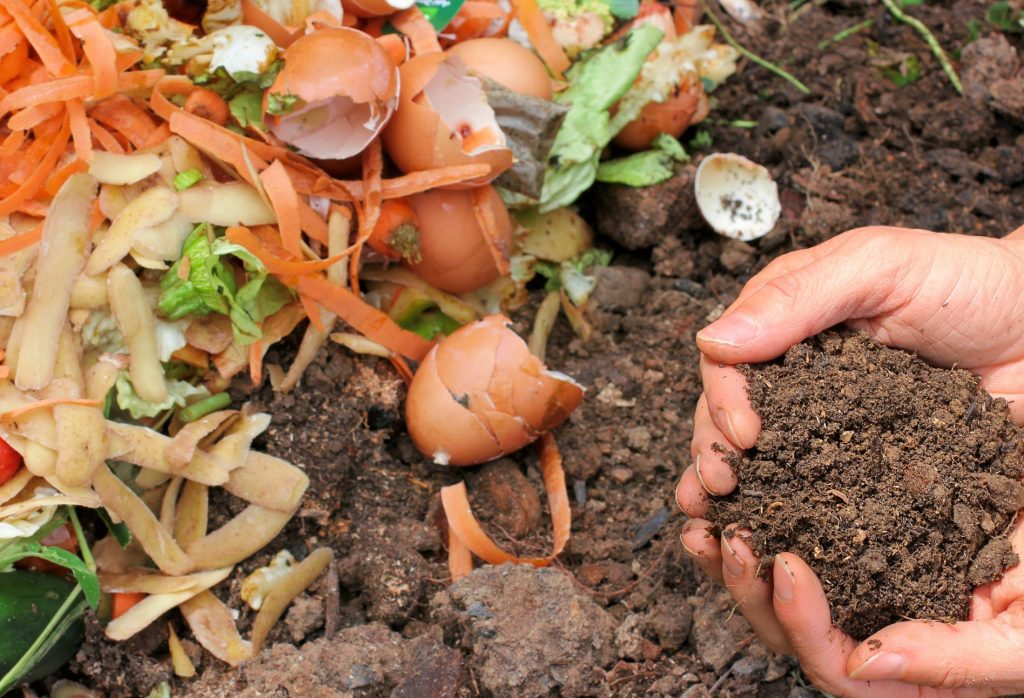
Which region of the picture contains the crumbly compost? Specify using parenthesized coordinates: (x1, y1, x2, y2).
(711, 330, 1024, 639)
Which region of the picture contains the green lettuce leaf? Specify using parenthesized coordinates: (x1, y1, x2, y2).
(115, 372, 210, 420)
(539, 25, 663, 212)
(596, 133, 689, 187)
(159, 225, 294, 345)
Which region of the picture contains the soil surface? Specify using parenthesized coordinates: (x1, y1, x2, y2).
(711, 330, 1024, 639)
(56, 0, 1024, 696)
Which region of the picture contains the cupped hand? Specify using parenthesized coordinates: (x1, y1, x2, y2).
(676, 225, 1024, 695)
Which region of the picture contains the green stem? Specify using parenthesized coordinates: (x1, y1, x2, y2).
(0, 587, 83, 695)
(68, 507, 95, 572)
(817, 18, 874, 50)
(702, 0, 811, 94)
(878, 0, 963, 95)
(178, 392, 232, 423)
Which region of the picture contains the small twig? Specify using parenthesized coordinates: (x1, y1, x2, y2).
(878, 0, 963, 95)
(817, 18, 873, 50)
(323, 562, 340, 637)
(702, 0, 811, 94)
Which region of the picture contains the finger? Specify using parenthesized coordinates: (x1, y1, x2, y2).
(772, 554, 920, 698)
(697, 229, 915, 365)
(681, 518, 724, 584)
(976, 362, 1024, 425)
(846, 607, 1024, 691)
(691, 395, 739, 495)
(699, 356, 761, 450)
(676, 464, 710, 518)
(721, 531, 792, 654)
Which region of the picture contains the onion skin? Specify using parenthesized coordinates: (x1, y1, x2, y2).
(405, 186, 512, 294)
(406, 316, 584, 466)
(447, 39, 554, 100)
(381, 53, 513, 186)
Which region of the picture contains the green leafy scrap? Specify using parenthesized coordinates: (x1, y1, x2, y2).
(193, 60, 285, 129)
(173, 168, 204, 191)
(595, 133, 689, 187)
(266, 92, 298, 116)
(987, 1, 1024, 32)
(159, 225, 294, 345)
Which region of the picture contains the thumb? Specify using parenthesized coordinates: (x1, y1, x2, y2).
(696, 233, 912, 364)
(846, 604, 1024, 691)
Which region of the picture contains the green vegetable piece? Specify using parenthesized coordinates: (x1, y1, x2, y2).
(604, 0, 638, 19)
(179, 392, 232, 423)
(540, 25, 664, 212)
(0, 571, 86, 688)
(389, 289, 439, 327)
(407, 310, 461, 340)
(229, 91, 265, 129)
(596, 133, 688, 187)
(266, 92, 298, 116)
(96, 508, 132, 548)
(173, 168, 204, 191)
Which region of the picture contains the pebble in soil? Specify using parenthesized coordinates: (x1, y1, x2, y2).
(709, 330, 1024, 640)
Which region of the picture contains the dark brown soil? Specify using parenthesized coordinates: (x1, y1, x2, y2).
(711, 330, 1024, 639)
(57, 0, 1024, 695)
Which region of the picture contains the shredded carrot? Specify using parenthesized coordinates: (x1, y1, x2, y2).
(183, 87, 229, 126)
(0, 113, 69, 217)
(391, 7, 442, 55)
(508, 0, 570, 78)
(0, 34, 28, 86)
(0, 397, 101, 423)
(66, 97, 92, 161)
(6, 100, 61, 130)
(169, 111, 271, 186)
(67, 7, 117, 99)
(471, 186, 511, 275)
(224, 226, 346, 275)
(150, 75, 195, 121)
(88, 197, 103, 233)
(44, 157, 87, 196)
(248, 342, 263, 385)
(111, 592, 146, 620)
(0, 130, 26, 158)
(43, 0, 75, 64)
(89, 94, 157, 149)
(0, 220, 42, 256)
(6, 0, 74, 77)
(299, 292, 325, 332)
(140, 122, 171, 148)
(87, 116, 123, 153)
(368, 198, 417, 260)
(447, 524, 474, 582)
(441, 433, 571, 573)
(297, 163, 492, 201)
(0, 68, 161, 118)
(259, 160, 304, 258)
(295, 276, 433, 361)
(348, 139, 383, 294)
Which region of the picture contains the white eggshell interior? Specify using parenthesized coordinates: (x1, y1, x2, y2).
(423, 58, 508, 155)
(694, 153, 781, 241)
(272, 96, 381, 160)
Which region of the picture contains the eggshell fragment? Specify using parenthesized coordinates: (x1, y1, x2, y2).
(267, 28, 399, 161)
(446, 38, 553, 100)
(406, 186, 513, 294)
(694, 153, 781, 241)
(342, 0, 415, 17)
(381, 54, 513, 185)
(406, 315, 584, 466)
(613, 80, 707, 152)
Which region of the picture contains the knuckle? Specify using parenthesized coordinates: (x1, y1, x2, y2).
(763, 273, 803, 306)
(931, 659, 972, 689)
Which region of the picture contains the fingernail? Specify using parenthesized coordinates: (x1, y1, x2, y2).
(697, 313, 760, 347)
(716, 408, 743, 447)
(721, 535, 745, 577)
(679, 531, 700, 557)
(694, 454, 713, 495)
(774, 556, 795, 602)
(848, 652, 905, 681)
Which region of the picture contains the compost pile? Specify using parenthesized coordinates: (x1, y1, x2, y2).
(712, 329, 1024, 639)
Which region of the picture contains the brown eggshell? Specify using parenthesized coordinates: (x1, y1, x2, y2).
(613, 89, 704, 152)
(381, 53, 513, 185)
(446, 39, 554, 100)
(406, 352, 503, 465)
(270, 28, 397, 106)
(405, 186, 513, 294)
(405, 315, 585, 466)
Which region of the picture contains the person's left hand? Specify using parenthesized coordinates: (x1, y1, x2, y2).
(680, 515, 1024, 697)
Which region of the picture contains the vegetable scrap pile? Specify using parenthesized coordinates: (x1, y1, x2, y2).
(0, 0, 740, 689)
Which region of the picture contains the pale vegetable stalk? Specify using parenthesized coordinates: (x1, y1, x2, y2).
(107, 264, 170, 404)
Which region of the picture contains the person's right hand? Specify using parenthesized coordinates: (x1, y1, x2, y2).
(675, 225, 1024, 693)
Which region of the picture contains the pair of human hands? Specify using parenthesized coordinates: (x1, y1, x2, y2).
(677, 226, 1024, 697)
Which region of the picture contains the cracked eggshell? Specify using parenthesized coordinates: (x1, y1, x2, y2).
(266, 28, 398, 161)
(405, 315, 584, 466)
(613, 80, 706, 151)
(381, 53, 513, 186)
(406, 185, 513, 294)
(342, 0, 415, 17)
(694, 153, 780, 241)
(446, 38, 553, 100)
